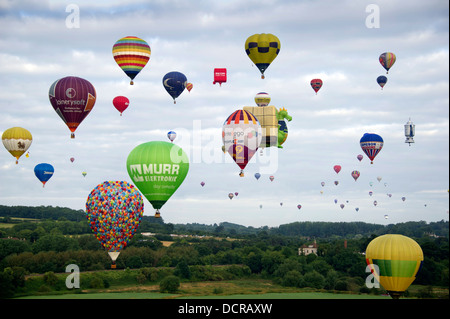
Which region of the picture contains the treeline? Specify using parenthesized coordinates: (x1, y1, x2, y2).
(2, 205, 448, 239)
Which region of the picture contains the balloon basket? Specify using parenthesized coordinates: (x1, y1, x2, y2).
(111, 264, 116, 269)
(71, 133, 75, 139)
(154, 210, 161, 218)
(130, 80, 134, 85)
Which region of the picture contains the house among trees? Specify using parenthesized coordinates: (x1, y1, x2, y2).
(299, 240, 318, 256)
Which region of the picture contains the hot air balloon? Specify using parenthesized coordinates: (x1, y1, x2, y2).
(235, 192, 239, 197)
(373, 200, 378, 206)
(377, 176, 382, 182)
(334, 199, 338, 204)
(340, 204, 345, 209)
(365, 234, 423, 299)
(186, 83, 193, 92)
(2, 127, 32, 164)
(163, 71, 187, 104)
(85, 181, 144, 268)
(333, 165, 341, 174)
(126, 141, 189, 218)
(351, 170, 360, 181)
(321, 182, 325, 187)
(34, 163, 54, 187)
(357, 154, 364, 162)
(404, 118, 415, 146)
(213, 68, 227, 86)
(222, 109, 262, 177)
(245, 33, 280, 79)
(269, 176, 274, 182)
(334, 181, 339, 186)
(310, 79, 323, 94)
(384, 214, 389, 219)
(254, 92, 271, 106)
(377, 76, 387, 90)
(401, 197, 406, 202)
(70, 157, 75, 163)
(49, 76, 96, 138)
(113, 96, 129, 116)
(297, 204, 302, 210)
(379, 52, 396, 74)
(369, 191, 373, 196)
(82, 171, 87, 177)
(355, 207, 359, 212)
(167, 131, 176, 143)
(254, 173, 261, 180)
(360, 133, 384, 164)
(228, 193, 234, 200)
(112, 36, 151, 85)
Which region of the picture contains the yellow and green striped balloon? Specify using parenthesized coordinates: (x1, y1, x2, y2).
(366, 234, 423, 299)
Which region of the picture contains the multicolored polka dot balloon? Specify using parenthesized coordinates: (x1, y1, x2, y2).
(86, 181, 144, 265)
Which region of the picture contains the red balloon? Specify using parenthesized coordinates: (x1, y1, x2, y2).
(310, 79, 323, 94)
(333, 165, 341, 174)
(49, 76, 96, 138)
(113, 96, 130, 115)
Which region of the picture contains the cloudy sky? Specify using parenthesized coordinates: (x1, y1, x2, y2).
(0, 0, 448, 227)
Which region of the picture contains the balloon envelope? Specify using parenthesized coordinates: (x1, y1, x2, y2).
(126, 141, 189, 217)
(245, 33, 280, 79)
(222, 109, 262, 176)
(163, 71, 187, 103)
(112, 36, 151, 84)
(113, 96, 130, 115)
(351, 170, 360, 181)
(357, 154, 364, 162)
(365, 234, 423, 299)
(333, 165, 341, 174)
(379, 52, 396, 74)
(2, 127, 32, 164)
(310, 79, 323, 94)
(377, 75, 388, 89)
(360, 133, 384, 164)
(85, 181, 144, 263)
(34, 163, 54, 187)
(254, 92, 271, 106)
(49, 76, 96, 138)
(167, 131, 176, 142)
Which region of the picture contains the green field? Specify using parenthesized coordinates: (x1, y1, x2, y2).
(16, 291, 390, 299)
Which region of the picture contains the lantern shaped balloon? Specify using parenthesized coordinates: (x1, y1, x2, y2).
(113, 96, 130, 116)
(360, 133, 384, 164)
(222, 109, 262, 177)
(49, 76, 96, 138)
(365, 234, 423, 299)
(85, 181, 144, 268)
(112, 36, 151, 85)
(2, 127, 32, 164)
(213, 68, 227, 86)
